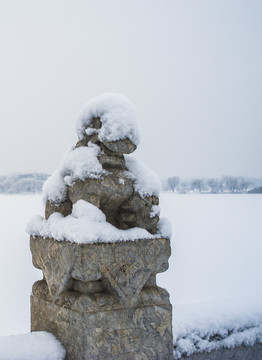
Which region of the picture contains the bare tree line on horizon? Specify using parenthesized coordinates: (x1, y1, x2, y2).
(164, 176, 262, 194)
(0, 173, 262, 195)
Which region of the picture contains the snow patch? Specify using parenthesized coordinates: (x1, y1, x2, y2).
(173, 296, 262, 359)
(157, 217, 172, 239)
(76, 93, 140, 145)
(42, 144, 105, 204)
(0, 331, 66, 360)
(125, 155, 161, 197)
(71, 200, 106, 222)
(85, 128, 98, 136)
(150, 205, 160, 218)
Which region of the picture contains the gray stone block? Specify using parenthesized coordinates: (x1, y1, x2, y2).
(30, 236, 173, 359)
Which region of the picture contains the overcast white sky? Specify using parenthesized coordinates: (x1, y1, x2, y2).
(0, 0, 261, 179)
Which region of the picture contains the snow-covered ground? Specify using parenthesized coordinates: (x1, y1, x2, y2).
(0, 332, 65, 360)
(158, 193, 262, 305)
(0, 193, 261, 358)
(158, 193, 262, 358)
(0, 195, 42, 337)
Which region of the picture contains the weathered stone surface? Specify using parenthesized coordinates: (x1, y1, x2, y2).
(98, 154, 126, 171)
(180, 342, 262, 360)
(103, 138, 137, 154)
(119, 194, 159, 234)
(30, 236, 173, 359)
(30, 236, 170, 304)
(67, 176, 160, 234)
(45, 199, 72, 219)
(75, 117, 101, 148)
(67, 174, 134, 228)
(31, 291, 172, 360)
(75, 134, 88, 148)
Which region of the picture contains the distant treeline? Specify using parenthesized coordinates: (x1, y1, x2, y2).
(0, 173, 49, 194)
(163, 176, 262, 194)
(1, 173, 262, 195)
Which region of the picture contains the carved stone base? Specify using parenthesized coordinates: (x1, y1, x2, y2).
(31, 282, 173, 359)
(30, 236, 173, 359)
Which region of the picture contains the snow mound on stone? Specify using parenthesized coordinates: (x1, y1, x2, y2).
(42, 144, 106, 204)
(42, 149, 160, 204)
(27, 200, 171, 244)
(76, 93, 140, 145)
(125, 155, 161, 197)
(173, 296, 262, 359)
(0, 331, 66, 360)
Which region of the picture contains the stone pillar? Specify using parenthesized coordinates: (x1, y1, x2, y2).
(30, 236, 173, 359)
(29, 94, 173, 359)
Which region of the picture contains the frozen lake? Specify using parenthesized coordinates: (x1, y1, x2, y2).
(159, 193, 262, 305)
(0, 193, 261, 340)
